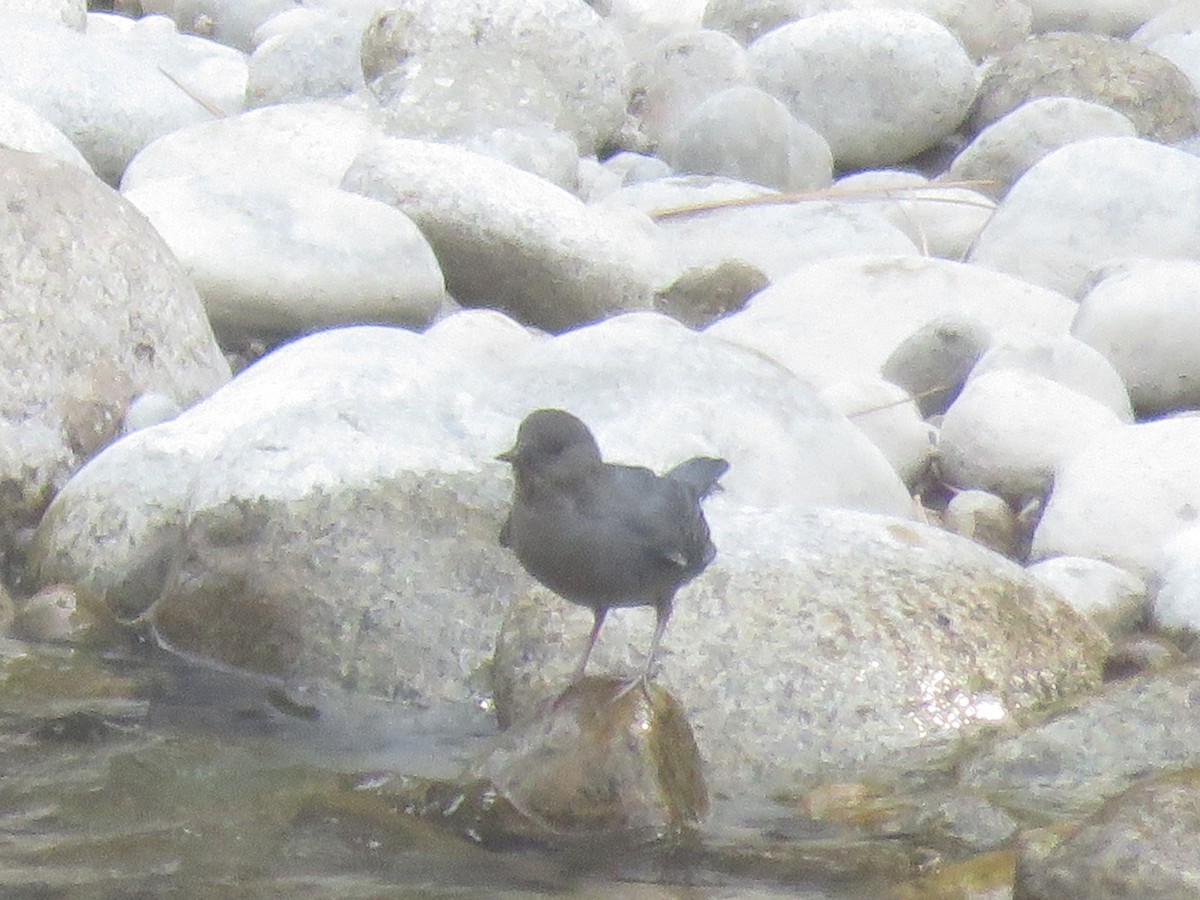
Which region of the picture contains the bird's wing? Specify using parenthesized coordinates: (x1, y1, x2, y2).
(587, 464, 713, 574)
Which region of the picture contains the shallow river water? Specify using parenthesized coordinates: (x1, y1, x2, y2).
(0, 636, 998, 899)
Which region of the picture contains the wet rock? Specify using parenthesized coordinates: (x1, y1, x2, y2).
(1104, 634, 1182, 680)
(0, 583, 14, 634)
(961, 661, 1200, 819)
(472, 679, 707, 840)
(895, 849, 1017, 899)
(496, 505, 1108, 793)
(1015, 769, 1200, 899)
(11, 583, 122, 646)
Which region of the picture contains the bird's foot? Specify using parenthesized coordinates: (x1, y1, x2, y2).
(611, 670, 656, 703)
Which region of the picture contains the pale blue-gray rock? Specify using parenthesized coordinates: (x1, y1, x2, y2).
(7, 0, 84, 28)
(343, 138, 668, 332)
(969, 334, 1134, 423)
(368, 46, 580, 188)
(1031, 418, 1200, 581)
(948, 97, 1137, 200)
(371, 47, 564, 144)
(834, 169, 994, 260)
(122, 392, 183, 435)
(662, 85, 832, 191)
(88, 11, 248, 119)
(1071, 259, 1200, 417)
(939, 370, 1124, 504)
(123, 173, 446, 343)
(819, 377, 934, 488)
(0, 14, 216, 183)
(707, 254, 1076, 388)
(0, 93, 91, 173)
(630, 28, 750, 147)
(359, 0, 629, 152)
(703, 0, 1031, 59)
(1131, 3, 1200, 44)
(600, 176, 916, 282)
(1027, 555, 1147, 639)
(1150, 526, 1200, 633)
(245, 8, 364, 107)
(29, 311, 914, 695)
(749, 10, 977, 169)
(121, 101, 383, 191)
(969, 138, 1200, 298)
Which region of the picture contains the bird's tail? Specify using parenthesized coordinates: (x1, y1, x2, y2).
(666, 457, 729, 498)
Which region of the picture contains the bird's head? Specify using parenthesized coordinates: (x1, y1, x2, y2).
(497, 409, 603, 488)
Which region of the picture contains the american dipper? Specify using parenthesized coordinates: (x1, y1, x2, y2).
(497, 409, 727, 681)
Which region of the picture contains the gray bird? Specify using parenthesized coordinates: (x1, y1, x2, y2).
(497, 409, 727, 682)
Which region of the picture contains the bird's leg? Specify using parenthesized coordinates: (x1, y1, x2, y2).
(641, 599, 673, 681)
(573, 606, 608, 681)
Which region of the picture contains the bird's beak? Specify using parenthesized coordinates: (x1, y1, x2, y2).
(496, 447, 516, 463)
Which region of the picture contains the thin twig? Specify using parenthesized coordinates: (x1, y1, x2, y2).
(159, 66, 228, 118)
(651, 181, 998, 221)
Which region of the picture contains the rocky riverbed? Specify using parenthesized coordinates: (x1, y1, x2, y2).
(2, 0, 1200, 896)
